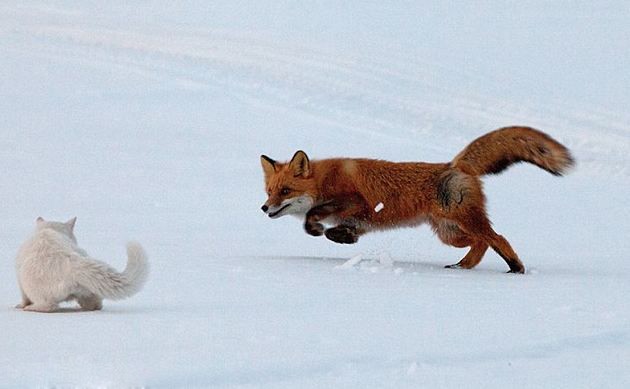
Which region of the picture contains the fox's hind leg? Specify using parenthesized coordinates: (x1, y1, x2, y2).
(445, 241, 489, 269)
(486, 233, 525, 274)
(437, 171, 525, 273)
(455, 208, 525, 274)
(434, 220, 489, 269)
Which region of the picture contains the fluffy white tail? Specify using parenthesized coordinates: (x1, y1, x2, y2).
(75, 242, 149, 300)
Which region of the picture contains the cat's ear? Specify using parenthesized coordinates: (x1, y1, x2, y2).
(66, 217, 77, 230)
(36, 216, 45, 224)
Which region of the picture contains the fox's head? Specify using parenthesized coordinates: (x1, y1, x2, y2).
(260, 150, 317, 219)
(35, 216, 78, 243)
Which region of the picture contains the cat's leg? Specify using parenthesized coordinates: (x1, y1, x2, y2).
(23, 302, 59, 313)
(15, 288, 33, 309)
(78, 294, 103, 311)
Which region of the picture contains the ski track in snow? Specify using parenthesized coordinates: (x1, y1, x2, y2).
(2, 4, 629, 176)
(151, 328, 628, 387)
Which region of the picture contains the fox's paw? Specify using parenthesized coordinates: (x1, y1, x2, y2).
(325, 226, 359, 244)
(445, 261, 475, 270)
(305, 222, 325, 236)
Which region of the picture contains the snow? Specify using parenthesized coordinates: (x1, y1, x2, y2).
(334, 254, 363, 270)
(1, 1, 630, 388)
(374, 202, 385, 213)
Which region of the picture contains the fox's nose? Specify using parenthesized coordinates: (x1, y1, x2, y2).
(261, 205, 269, 213)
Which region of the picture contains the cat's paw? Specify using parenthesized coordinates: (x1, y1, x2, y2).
(23, 304, 57, 313)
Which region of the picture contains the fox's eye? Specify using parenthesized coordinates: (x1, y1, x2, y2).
(280, 187, 291, 196)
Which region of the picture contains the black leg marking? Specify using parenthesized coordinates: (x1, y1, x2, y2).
(325, 225, 360, 244)
(305, 221, 325, 236)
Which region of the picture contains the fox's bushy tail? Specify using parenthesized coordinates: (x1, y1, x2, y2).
(451, 126, 575, 177)
(75, 242, 149, 300)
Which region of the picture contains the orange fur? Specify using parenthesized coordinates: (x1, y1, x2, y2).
(260, 126, 574, 273)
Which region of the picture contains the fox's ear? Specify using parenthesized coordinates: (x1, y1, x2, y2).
(66, 217, 77, 230)
(261, 155, 277, 179)
(36, 216, 45, 224)
(289, 150, 311, 177)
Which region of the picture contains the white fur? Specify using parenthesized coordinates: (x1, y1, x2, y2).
(15, 217, 149, 313)
(266, 195, 314, 219)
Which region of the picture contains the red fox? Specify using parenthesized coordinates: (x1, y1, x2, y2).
(260, 126, 574, 273)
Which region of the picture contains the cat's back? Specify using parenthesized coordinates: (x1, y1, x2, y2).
(16, 228, 76, 268)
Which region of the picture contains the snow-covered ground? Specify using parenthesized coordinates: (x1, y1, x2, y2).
(1, 2, 629, 387)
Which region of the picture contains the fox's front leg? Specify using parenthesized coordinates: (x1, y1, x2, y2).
(304, 194, 368, 243)
(324, 224, 364, 244)
(304, 201, 337, 237)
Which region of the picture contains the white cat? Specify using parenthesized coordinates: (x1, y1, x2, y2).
(15, 217, 149, 312)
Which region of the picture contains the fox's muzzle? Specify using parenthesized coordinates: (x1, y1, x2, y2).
(261, 195, 315, 219)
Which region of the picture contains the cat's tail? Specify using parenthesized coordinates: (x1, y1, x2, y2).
(75, 242, 149, 300)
